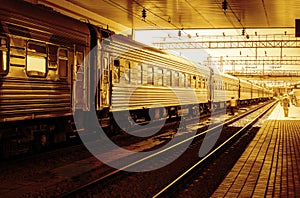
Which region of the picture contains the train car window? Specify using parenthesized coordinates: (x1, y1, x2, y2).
(76, 52, 84, 81)
(103, 57, 109, 84)
(198, 77, 202, 88)
(26, 42, 47, 77)
(191, 76, 196, 88)
(142, 64, 147, 84)
(48, 45, 58, 69)
(165, 70, 171, 86)
(182, 73, 186, 87)
(0, 37, 8, 74)
(124, 61, 130, 84)
(187, 75, 191, 88)
(119, 60, 125, 82)
(103, 57, 108, 70)
(137, 64, 142, 84)
(147, 66, 154, 85)
(174, 72, 179, 87)
(113, 59, 120, 84)
(114, 59, 120, 67)
(180, 73, 185, 87)
(58, 48, 68, 78)
(157, 69, 163, 86)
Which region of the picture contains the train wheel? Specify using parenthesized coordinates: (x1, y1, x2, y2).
(40, 134, 47, 147)
(192, 106, 199, 117)
(33, 132, 49, 152)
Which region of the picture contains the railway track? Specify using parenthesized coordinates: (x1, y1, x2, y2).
(153, 100, 277, 197)
(58, 100, 276, 198)
(0, 104, 212, 197)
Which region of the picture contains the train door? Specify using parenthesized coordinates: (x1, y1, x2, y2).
(109, 56, 121, 110)
(100, 52, 110, 109)
(95, 28, 113, 112)
(95, 43, 101, 111)
(95, 47, 112, 112)
(73, 49, 89, 111)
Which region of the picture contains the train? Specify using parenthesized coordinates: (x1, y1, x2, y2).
(0, 0, 273, 156)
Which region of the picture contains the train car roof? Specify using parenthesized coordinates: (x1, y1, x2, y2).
(108, 34, 210, 75)
(239, 78, 251, 83)
(218, 72, 240, 81)
(0, 0, 90, 44)
(252, 83, 262, 88)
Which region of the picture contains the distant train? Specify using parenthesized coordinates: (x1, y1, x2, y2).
(0, 0, 273, 155)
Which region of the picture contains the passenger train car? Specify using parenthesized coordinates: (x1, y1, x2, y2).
(0, 0, 273, 156)
(0, 0, 93, 154)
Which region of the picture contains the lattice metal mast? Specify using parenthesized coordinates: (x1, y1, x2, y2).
(153, 34, 300, 49)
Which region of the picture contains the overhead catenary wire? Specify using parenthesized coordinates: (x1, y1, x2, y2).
(184, 0, 215, 28)
(131, 0, 191, 37)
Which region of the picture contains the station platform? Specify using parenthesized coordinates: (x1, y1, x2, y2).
(212, 103, 300, 197)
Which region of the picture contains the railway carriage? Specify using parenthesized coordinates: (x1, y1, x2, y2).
(262, 87, 268, 99)
(239, 79, 253, 105)
(251, 83, 261, 101)
(0, 0, 91, 152)
(98, 34, 212, 124)
(258, 86, 264, 99)
(265, 87, 274, 99)
(212, 73, 239, 109)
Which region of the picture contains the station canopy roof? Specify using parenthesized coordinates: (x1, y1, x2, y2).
(24, 0, 300, 87)
(29, 0, 300, 31)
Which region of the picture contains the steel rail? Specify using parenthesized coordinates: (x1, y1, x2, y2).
(60, 100, 276, 197)
(152, 101, 277, 198)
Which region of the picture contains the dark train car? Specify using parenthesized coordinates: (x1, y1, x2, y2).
(0, 0, 90, 154)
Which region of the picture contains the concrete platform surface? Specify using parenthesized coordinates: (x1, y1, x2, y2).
(212, 103, 300, 197)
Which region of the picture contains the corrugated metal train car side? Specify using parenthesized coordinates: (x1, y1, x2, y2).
(0, 0, 90, 155)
